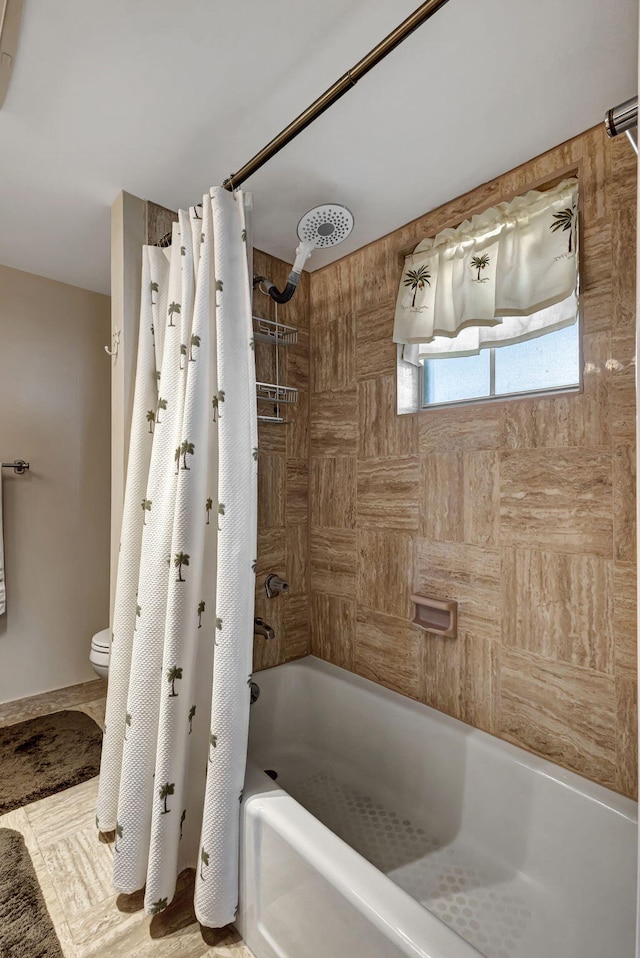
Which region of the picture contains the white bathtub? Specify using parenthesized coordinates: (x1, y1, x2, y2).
(238, 656, 637, 958)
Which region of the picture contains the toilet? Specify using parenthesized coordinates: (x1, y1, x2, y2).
(90, 628, 111, 679)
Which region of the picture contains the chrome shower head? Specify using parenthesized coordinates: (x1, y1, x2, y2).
(296, 203, 354, 250)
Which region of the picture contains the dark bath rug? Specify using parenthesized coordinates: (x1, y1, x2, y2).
(0, 828, 64, 958)
(0, 709, 102, 814)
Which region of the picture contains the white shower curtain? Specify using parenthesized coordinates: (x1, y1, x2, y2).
(96, 187, 257, 927)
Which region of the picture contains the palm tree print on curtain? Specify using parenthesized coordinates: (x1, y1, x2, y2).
(470, 254, 490, 282)
(403, 264, 431, 308)
(181, 440, 195, 470)
(168, 301, 181, 327)
(211, 391, 225, 422)
(159, 782, 175, 814)
(97, 192, 257, 929)
(174, 552, 189, 581)
(146, 411, 156, 434)
(167, 666, 183, 696)
(156, 398, 167, 423)
(550, 205, 576, 253)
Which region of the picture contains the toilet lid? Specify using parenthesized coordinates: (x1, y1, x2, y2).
(91, 628, 111, 651)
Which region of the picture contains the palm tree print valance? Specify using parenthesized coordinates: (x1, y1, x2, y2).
(394, 178, 578, 358)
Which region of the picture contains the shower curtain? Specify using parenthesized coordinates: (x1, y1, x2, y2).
(96, 187, 257, 927)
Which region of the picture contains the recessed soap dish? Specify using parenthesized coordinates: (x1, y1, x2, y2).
(411, 593, 457, 637)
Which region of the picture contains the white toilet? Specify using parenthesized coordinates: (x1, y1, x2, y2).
(90, 628, 111, 679)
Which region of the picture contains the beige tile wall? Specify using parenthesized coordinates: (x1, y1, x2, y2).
(252, 249, 310, 671)
(307, 125, 638, 798)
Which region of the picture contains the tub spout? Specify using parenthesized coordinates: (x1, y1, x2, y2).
(254, 617, 275, 640)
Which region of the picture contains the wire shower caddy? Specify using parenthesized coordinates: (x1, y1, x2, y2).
(253, 296, 298, 424)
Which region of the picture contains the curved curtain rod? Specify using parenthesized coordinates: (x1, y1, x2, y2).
(221, 0, 452, 191)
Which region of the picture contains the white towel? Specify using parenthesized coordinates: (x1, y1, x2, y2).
(0, 471, 5, 615)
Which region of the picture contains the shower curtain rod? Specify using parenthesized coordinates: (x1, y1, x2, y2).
(221, 0, 451, 191)
(155, 0, 450, 245)
(604, 95, 638, 154)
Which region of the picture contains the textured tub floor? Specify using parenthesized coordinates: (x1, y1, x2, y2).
(277, 761, 559, 958)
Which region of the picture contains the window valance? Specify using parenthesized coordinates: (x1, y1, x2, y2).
(393, 178, 579, 356)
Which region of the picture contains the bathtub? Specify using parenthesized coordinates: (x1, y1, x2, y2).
(237, 656, 637, 958)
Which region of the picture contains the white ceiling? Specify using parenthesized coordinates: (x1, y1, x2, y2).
(0, 0, 637, 295)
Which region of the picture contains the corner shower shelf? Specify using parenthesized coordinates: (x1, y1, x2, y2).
(252, 291, 298, 424)
(256, 382, 298, 405)
(253, 317, 298, 346)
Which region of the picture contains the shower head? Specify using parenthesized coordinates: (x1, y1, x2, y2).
(291, 203, 354, 277)
(258, 202, 355, 304)
(296, 204, 354, 250)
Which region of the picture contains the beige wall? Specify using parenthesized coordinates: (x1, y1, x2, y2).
(0, 264, 111, 702)
(308, 125, 638, 798)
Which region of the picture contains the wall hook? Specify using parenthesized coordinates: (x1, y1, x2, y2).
(105, 328, 121, 358)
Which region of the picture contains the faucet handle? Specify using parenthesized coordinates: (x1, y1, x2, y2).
(265, 574, 289, 598)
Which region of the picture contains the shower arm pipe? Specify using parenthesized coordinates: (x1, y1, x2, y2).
(254, 240, 315, 304)
(604, 96, 638, 154)
(221, 0, 451, 192)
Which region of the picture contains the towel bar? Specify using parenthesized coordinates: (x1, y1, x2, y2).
(1, 460, 29, 474)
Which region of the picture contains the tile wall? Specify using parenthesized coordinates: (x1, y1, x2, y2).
(306, 125, 638, 797)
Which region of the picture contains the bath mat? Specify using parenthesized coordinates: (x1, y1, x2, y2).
(0, 828, 64, 957)
(0, 709, 102, 814)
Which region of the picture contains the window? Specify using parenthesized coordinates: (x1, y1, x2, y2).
(394, 177, 581, 411)
(422, 313, 580, 407)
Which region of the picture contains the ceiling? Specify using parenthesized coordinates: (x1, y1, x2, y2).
(0, 0, 637, 295)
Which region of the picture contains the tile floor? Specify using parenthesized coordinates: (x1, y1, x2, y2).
(0, 680, 255, 958)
